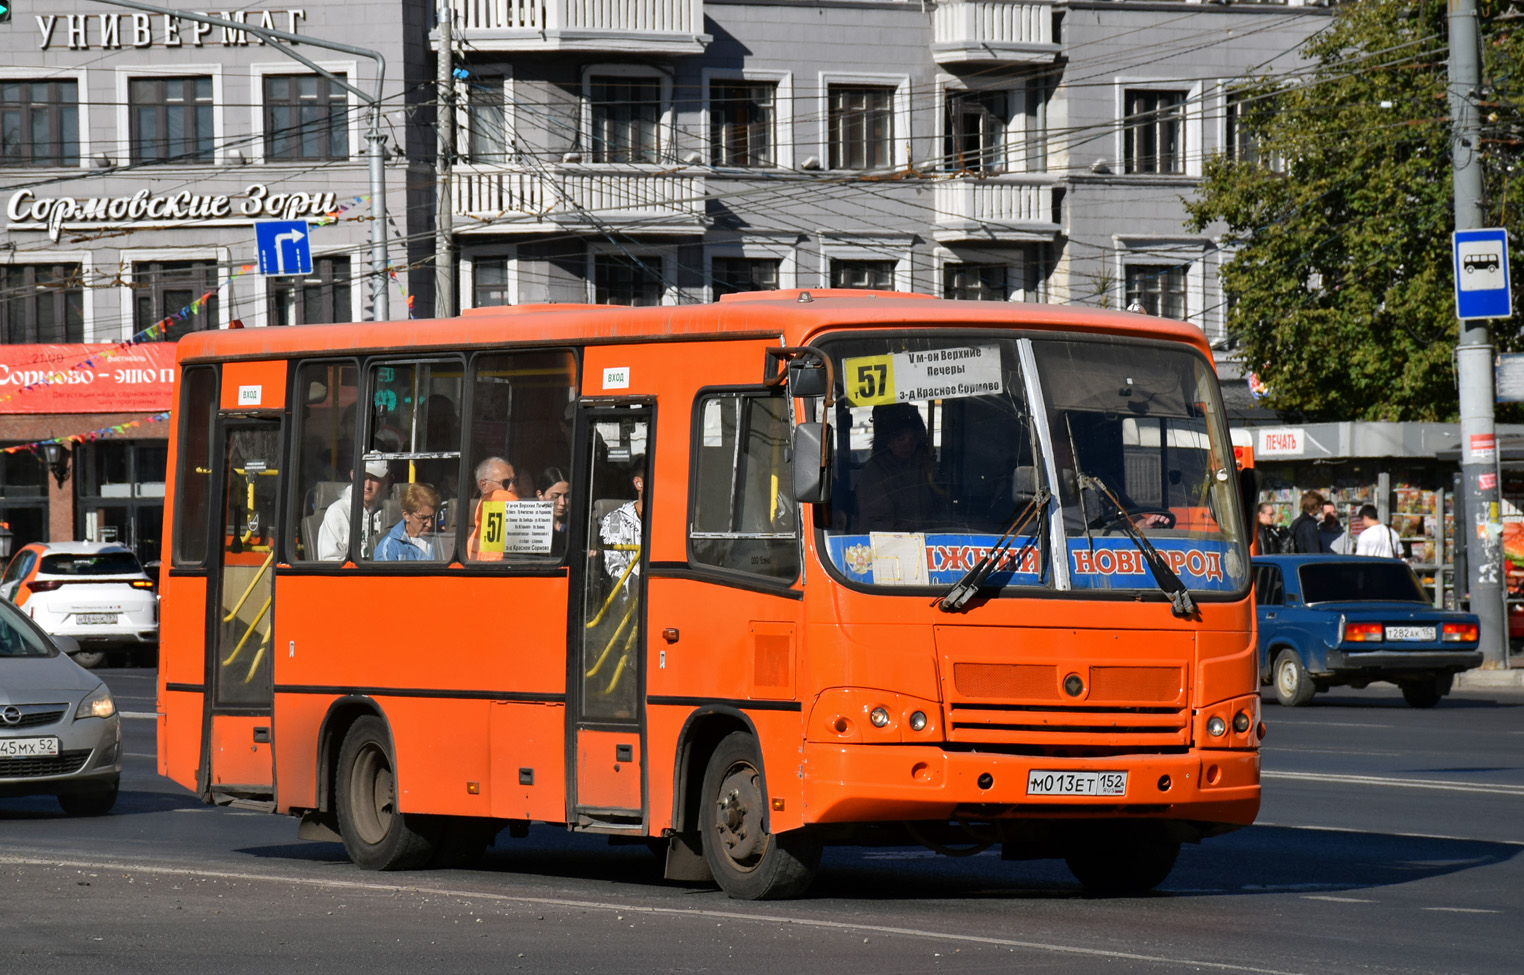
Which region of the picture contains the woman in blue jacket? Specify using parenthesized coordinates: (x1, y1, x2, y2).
(375, 483, 440, 561)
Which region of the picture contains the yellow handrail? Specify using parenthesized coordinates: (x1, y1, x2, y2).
(221, 594, 272, 666)
(583, 543, 641, 630)
(222, 550, 276, 623)
(585, 593, 639, 678)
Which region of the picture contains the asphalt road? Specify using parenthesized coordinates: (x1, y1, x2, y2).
(2, 669, 1521, 974)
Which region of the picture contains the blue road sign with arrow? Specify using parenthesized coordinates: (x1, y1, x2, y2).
(255, 220, 313, 277)
(0, 2, 11, 24)
(1453, 227, 1512, 321)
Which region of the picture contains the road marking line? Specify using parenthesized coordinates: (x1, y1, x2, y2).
(1262, 770, 1524, 797)
(1301, 895, 1376, 903)
(120, 711, 158, 720)
(1281, 721, 1394, 729)
(1422, 907, 1500, 914)
(0, 854, 1317, 975)
(124, 752, 157, 760)
(1254, 821, 1524, 848)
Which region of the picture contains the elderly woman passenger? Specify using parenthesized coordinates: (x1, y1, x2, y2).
(375, 483, 441, 561)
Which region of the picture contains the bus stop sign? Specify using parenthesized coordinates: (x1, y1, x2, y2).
(1453, 228, 1512, 321)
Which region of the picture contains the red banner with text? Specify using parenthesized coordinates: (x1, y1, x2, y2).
(0, 343, 176, 415)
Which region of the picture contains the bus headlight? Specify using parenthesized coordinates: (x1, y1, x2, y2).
(869, 707, 890, 728)
(909, 711, 927, 732)
(1206, 715, 1226, 737)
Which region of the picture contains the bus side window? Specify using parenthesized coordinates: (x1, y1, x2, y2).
(361, 358, 465, 563)
(462, 350, 576, 563)
(689, 390, 800, 582)
(173, 366, 219, 566)
(290, 360, 358, 563)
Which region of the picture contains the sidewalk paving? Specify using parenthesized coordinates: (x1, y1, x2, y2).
(1454, 665, 1524, 688)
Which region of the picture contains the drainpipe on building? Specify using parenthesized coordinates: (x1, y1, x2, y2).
(97, 1, 392, 322)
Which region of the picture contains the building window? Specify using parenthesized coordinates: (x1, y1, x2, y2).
(264, 74, 348, 160)
(1225, 90, 1278, 168)
(0, 264, 84, 343)
(269, 257, 352, 326)
(711, 257, 780, 301)
(589, 76, 661, 164)
(943, 263, 1007, 301)
(710, 81, 776, 168)
(830, 259, 895, 290)
(1123, 89, 1186, 175)
(1125, 264, 1187, 320)
(466, 76, 509, 163)
(474, 257, 511, 307)
(0, 80, 79, 168)
(828, 86, 893, 170)
(134, 261, 219, 338)
(945, 90, 1006, 173)
(594, 255, 664, 306)
(76, 441, 169, 564)
(130, 76, 214, 165)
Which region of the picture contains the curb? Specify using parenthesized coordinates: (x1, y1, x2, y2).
(1454, 668, 1524, 689)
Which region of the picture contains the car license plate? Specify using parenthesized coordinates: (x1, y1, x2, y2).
(0, 737, 60, 758)
(77, 613, 118, 625)
(1026, 770, 1127, 796)
(1385, 625, 1436, 641)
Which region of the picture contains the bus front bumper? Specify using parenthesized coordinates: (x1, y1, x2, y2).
(801, 743, 1260, 827)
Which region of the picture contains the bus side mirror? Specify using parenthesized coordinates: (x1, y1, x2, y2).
(787, 358, 829, 399)
(1238, 467, 1258, 540)
(792, 422, 831, 504)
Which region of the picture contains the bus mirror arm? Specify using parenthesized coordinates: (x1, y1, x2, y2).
(766, 347, 836, 504)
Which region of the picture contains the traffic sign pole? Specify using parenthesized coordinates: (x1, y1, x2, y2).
(1449, 0, 1508, 669)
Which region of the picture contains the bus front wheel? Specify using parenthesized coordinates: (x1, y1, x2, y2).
(699, 732, 821, 900)
(335, 716, 439, 870)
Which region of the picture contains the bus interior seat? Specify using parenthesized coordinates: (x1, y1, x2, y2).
(300, 513, 323, 560)
(306, 480, 349, 516)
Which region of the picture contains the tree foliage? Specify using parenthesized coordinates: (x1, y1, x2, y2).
(1186, 0, 1524, 421)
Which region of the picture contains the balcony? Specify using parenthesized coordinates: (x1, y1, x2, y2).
(445, 0, 710, 53)
(452, 164, 707, 235)
(932, 175, 1061, 244)
(931, 0, 1060, 67)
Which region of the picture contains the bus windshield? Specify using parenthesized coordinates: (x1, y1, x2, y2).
(818, 332, 1248, 597)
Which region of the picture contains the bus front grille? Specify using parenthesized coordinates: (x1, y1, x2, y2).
(946, 703, 1190, 747)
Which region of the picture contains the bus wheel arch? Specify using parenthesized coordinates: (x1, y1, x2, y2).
(333, 712, 440, 870)
(670, 708, 760, 837)
(698, 730, 821, 900)
(311, 696, 389, 823)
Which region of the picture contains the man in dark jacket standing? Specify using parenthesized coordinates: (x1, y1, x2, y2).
(1289, 491, 1325, 554)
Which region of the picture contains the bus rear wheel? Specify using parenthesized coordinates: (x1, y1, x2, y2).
(699, 732, 821, 900)
(1064, 828, 1180, 895)
(335, 716, 439, 870)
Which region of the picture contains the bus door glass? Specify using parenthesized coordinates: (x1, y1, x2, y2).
(570, 406, 651, 824)
(205, 419, 281, 800)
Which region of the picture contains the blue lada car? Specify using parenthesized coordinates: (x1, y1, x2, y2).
(1252, 555, 1482, 708)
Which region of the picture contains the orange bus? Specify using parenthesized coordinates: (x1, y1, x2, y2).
(157, 289, 1262, 899)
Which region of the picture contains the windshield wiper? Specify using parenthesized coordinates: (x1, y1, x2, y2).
(1076, 473, 1197, 619)
(934, 487, 1051, 613)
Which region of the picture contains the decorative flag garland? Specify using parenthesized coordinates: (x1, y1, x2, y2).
(3, 411, 172, 456)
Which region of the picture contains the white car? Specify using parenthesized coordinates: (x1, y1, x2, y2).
(0, 543, 158, 669)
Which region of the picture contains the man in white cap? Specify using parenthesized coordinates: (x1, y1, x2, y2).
(317, 460, 392, 561)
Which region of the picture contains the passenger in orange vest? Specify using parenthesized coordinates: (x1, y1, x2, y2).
(466, 456, 519, 561)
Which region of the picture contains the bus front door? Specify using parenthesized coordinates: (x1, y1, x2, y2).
(568, 406, 651, 829)
(199, 419, 281, 806)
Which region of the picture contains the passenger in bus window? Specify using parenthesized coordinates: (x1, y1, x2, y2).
(317, 460, 392, 561)
(600, 462, 644, 584)
(374, 483, 441, 562)
(538, 466, 571, 551)
(857, 403, 939, 532)
(465, 456, 519, 561)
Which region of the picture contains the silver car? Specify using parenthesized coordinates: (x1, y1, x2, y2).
(0, 602, 122, 816)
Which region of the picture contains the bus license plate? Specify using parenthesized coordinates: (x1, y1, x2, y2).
(77, 613, 118, 625)
(0, 737, 60, 758)
(1385, 625, 1436, 642)
(1026, 770, 1127, 797)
